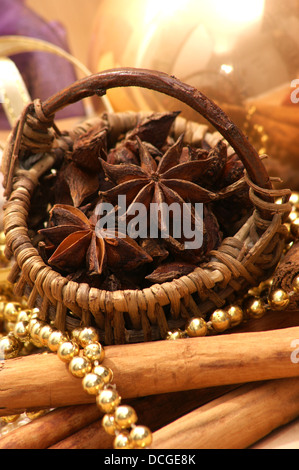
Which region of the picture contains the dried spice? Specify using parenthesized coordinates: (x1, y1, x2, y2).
(37, 111, 250, 290)
(39, 204, 152, 277)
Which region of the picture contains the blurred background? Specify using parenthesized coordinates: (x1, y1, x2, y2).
(0, 0, 299, 185)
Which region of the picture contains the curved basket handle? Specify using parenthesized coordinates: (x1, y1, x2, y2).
(40, 67, 271, 190)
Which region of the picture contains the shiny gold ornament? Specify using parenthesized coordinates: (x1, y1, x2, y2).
(290, 192, 299, 207)
(14, 320, 29, 342)
(70, 327, 84, 344)
(17, 310, 31, 323)
(130, 425, 152, 448)
(292, 275, 299, 294)
(38, 325, 54, 346)
(210, 310, 231, 332)
(82, 372, 104, 395)
(102, 413, 119, 436)
(0, 334, 21, 359)
(69, 356, 92, 378)
(114, 405, 138, 429)
(26, 410, 47, 420)
(290, 218, 299, 239)
(83, 342, 105, 363)
(0, 232, 6, 245)
(288, 211, 298, 223)
(96, 388, 121, 414)
(29, 320, 45, 347)
(268, 289, 290, 310)
(185, 317, 207, 337)
(0, 245, 9, 266)
(3, 302, 21, 322)
(5, 320, 18, 332)
(47, 330, 68, 352)
(226, 305, 244, 328)
(165, 329, 185, 340)
(113, 432, 133, 449)
(243, 296, 267, 319)
(78, 327, 99, 348)
(0, 299, 7, 321)
(57, 341, 80, 363)
(93, 365, 114, 385)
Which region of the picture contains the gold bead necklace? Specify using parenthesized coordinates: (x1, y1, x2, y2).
(0, 192, 299, 448)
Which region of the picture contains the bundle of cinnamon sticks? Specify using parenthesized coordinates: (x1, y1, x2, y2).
(0, 235, 298, 450)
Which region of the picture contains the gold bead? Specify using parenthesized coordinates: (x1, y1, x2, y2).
(290, 192, 299, 206)
(130, 425, 152, 448)
(0, 245, 9, 267)
(70, 327, 84, 344)
(114, 405, 138, 429)
(290, 218, 299, 238)
(210, 309, 231, 332)
(30, 308, 40, 318)
(78, 327, 99, 348)
(82, 372, 104, 395)
(0, 335, 21, 359)
(243, 296, 267, 319)
(1, 414, 20, 424)
(113, 432, 133, 449)
(185, 317, 207, 337)
(26, 409, 47, 420)
(0, 300, 7, 321)
(288, 211, 298, 223)
(69, 356, 92, 378)
(29, 320, 45, 347)
(93, 365, 114, 385)
(38, 325, 54, 346)
(17, 310, 31, 323)
(47, 330, 68, 352)
(292, 275, 299, 293)
(83, 342, 105, 363)
(5, 320, 18, 333)
(226, 305, 244, 327)
(3, 302, 22, 322)
(268, 289, 290, 310)
(0, 232, 6, 245)
(102, 413, 118, 435)
(57, 341, 80, 363)
(14, 321, 30, 342)
(165, 329, 185, 340)
(96, 388, 121, 414)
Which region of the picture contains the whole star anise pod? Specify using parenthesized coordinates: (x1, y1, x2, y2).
(99, 134, 220, 233)
(38, 204, 152, 276)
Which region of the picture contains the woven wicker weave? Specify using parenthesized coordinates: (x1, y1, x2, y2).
(1, 68, 292, 344)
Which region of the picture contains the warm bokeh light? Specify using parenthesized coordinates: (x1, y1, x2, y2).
(209, 0, 265, 25)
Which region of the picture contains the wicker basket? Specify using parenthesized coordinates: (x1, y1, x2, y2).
(1, 68, 292, 345)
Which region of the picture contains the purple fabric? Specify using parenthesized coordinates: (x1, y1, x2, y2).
(0, 0, 85, 128)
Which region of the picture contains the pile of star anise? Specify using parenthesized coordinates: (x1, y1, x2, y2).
(31, 111, 251, 291)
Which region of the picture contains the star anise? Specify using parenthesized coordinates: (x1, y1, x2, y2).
(38, 204, 152, 276)
(99, 134, 219, 233)
(106, 111, 179, 165)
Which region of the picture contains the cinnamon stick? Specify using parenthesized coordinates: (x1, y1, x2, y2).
(150, 377, 299, 449)
(271, 241, 299, 309)
(49, 386, 236, 449)
(1, 326, 299, 415)
(0, 403, 102, 449)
